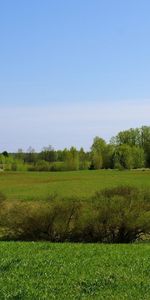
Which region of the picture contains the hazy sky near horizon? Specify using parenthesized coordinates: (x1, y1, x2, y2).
(0, 0, 150, 151)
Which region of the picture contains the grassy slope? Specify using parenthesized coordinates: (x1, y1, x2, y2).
(0, 170, 150, 201)
(0, 242, 150, 299)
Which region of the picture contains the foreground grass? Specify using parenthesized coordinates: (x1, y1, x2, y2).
(0, 243, 150, 299)
(0, 170, 150, 201)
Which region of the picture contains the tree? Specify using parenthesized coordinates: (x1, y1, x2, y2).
(91, 137, 106, 169)
(0, 154, 5, 170)
(25, 147, 37, 164)
(16, 148, 24, 160)
(92, 150, 103, 169)
(64, 147, 79, 171)
(140, 126, 150, 167)
(103, 144, 115, 169)
(114, 126, 150, 167)
(35, 160, 50, 171)
(79, 148, 89, 170)
(132, 146, 145, 168)
(40, 145, 57, 162)
(113, 144, 134, 169)
(2, 151, 9, 157)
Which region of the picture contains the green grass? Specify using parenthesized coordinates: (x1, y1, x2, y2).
(1, 171, 150, 299)
(0, 242, 150, 299)
(0, 169, 150, 201)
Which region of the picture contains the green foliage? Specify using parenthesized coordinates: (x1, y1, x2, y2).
(50, 161, 65, 171)
(40, 146, 58, 162)
(132, 146, 145, 168)
(91, 136, 106, 153)
(0, 155, 28, 171)
(11, 160, 28, 171)
(64, 147, 79, 171)
(34, 160, 50, 171)
(91, 150, 103, 169)
(113, 144, 145, 169)
(113, 144, 134, 169)
(94, 186, 150, 243)
(79, 148, 89, 170)
(1, 125, 149, 171)
(2, 151, 9, 157)
(1, 186, 150, 243)
(91, 136, 106, 169)
(103, 144, 115, 169)
(115, 126, 150, 167)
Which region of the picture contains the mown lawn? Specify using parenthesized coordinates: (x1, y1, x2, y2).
(0, 170, 150, 201)
(0, 242, 150, 299)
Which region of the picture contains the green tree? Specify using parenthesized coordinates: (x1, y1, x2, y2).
(40, 145, 57, 162)
(113, 144, 134, 169)
(132, 146, 145, 168)
(25, 147, 37, 164)
(140, 126, 150, 167)
(64, 147, 79, 171)
(103, 144, 115, 169)
(91, 137, 106, 169)
(114, 126, 150, 167)
(79, 147, 89, 170)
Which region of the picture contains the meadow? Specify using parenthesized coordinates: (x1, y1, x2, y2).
(0, 242, 150, 299)
(0, 169, 150, 201)
(0, 170, 150, 299)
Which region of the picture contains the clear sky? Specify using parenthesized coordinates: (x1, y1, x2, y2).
(0, 0, 150, 151)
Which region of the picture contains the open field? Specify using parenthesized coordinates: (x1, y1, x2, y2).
(0, 242, 150, 299)
(0, 170, 150, 201)
(1, 171, 150, 299)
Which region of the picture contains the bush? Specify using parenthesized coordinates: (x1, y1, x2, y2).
(50, 162, 65, 172)
(11, 161, 28, 171)
(35, 160, 50, 171)
(93, 186, 150, 243)
(0, 186, 150, 243)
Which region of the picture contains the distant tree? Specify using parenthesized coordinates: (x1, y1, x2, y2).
(79, 148, 89, 169)
(115, 128, 141, 146)
(40, 145, 57, 162)
(140, 126, 150, 167)
(113, 144, 133, 169)
(91, 150, 103, 169)
(0, 154, 5, 170)
(25, 147, 37, 164)
(56, 150, 64, 161)
(114, 126, 150, 167)
(103, 144, 115, 169)
(2, 151, 9, 157)
(132, 146, 145, 168)
(91, 137, 106, 169)
(16, 148, 24, 160)
(35, 160, 50, 171)
(64, 147, 79, 171)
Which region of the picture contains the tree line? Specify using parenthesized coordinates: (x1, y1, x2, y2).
(0, 126, 150, 171)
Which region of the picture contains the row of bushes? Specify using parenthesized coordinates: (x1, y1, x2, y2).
(28, 161, 90, 172)
(0, 186, 150, 243)
(1, 160, 90, 172)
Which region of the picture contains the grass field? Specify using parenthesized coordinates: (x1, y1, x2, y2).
(1, 170, 150, 299)
(0, 242, 150, 299)
(0, 169, 150, 201)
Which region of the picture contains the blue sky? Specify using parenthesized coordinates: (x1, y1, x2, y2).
(0, 0, 150, 151)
